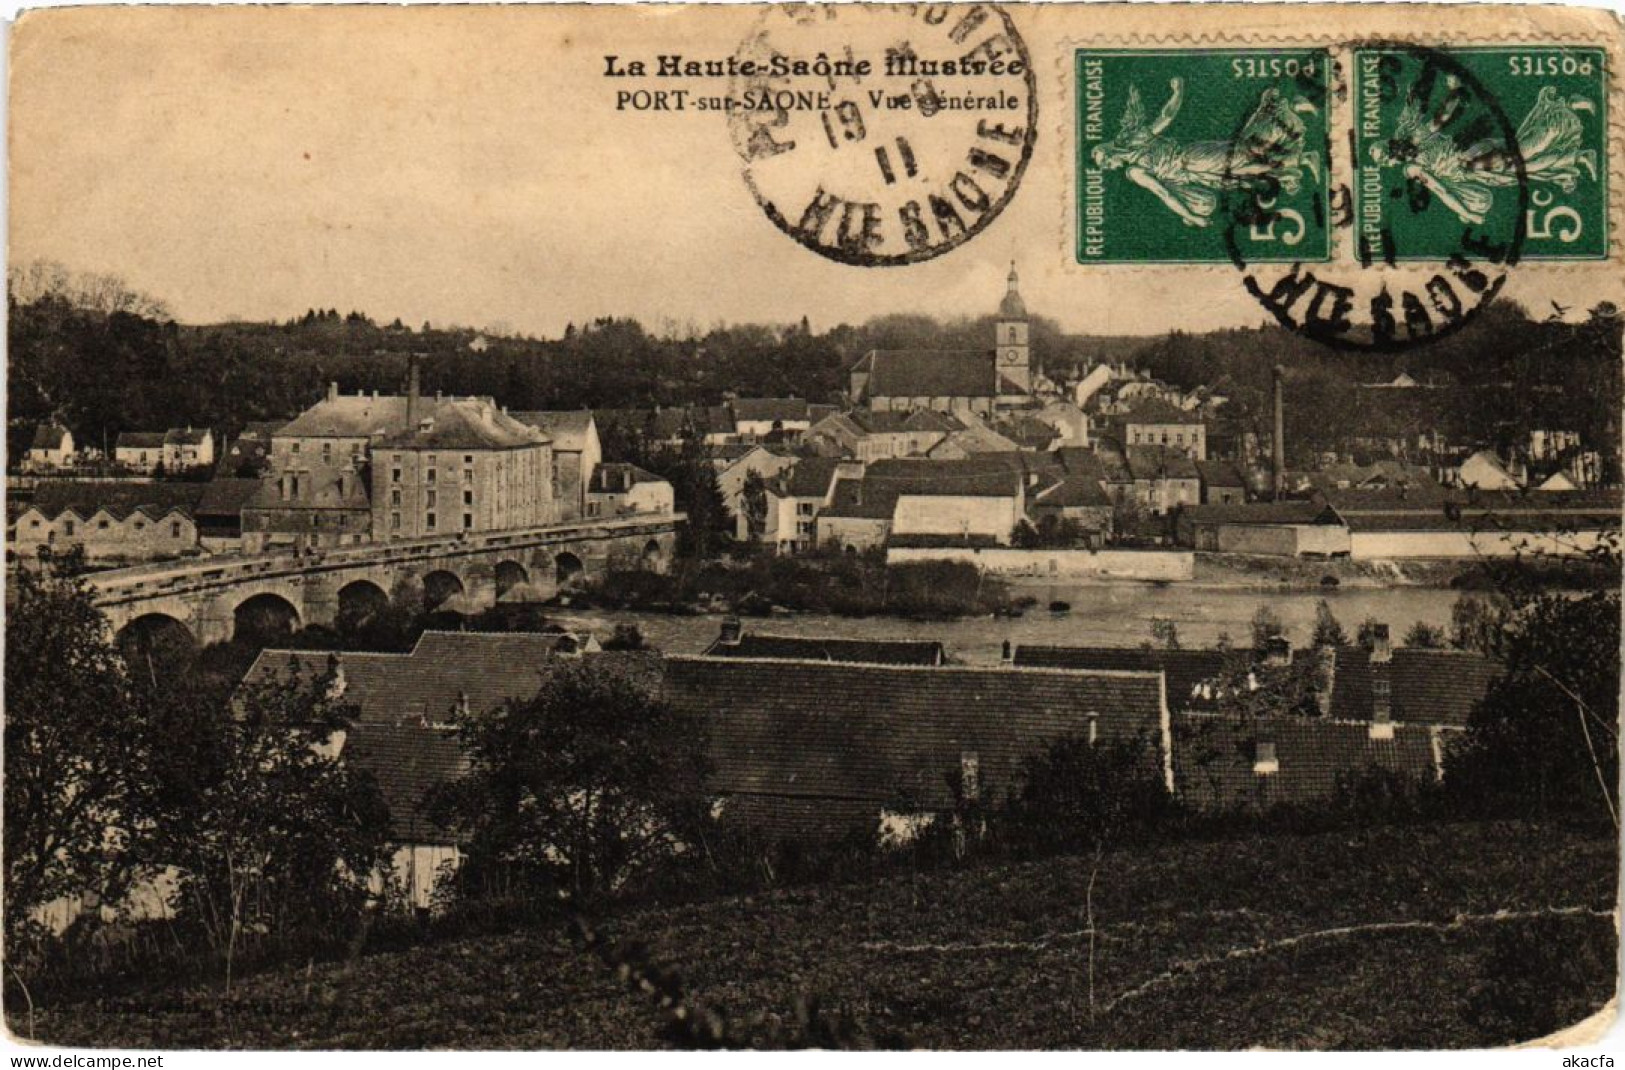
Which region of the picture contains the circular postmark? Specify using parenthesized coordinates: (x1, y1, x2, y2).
(728, 4, 1037, 266)
(1222, 42, 1528, 352)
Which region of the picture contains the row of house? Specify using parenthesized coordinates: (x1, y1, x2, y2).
(220, 622, 1500, 909)
(22, 424, 217, 474)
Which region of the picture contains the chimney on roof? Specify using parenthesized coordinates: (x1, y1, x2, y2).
(719, 616, 743, 645)
(328, 382, 339, 403)
(1001, 639, 1013, 665)
(1263, 634, 1292, 667)
(1369, 622, 1392, 664)
(407, 354, 422, 427)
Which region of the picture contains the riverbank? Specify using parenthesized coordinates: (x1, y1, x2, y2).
(1190, 551, 1617, 591)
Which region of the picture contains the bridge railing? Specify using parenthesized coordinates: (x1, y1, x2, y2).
(87, 512, 685, 601)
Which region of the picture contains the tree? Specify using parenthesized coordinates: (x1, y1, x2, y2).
(1450, 593, 1510, 656)
(157, 662, 390, 991)
(1149, 618, 1181, 650)
(1355, 616, 1385, 650)
(4, 567, 148, 956)
(1249, 604, 1285, 648)
(740, 469, 769, 544)
(1402, 621, 1448, 648)
(435, 659, 710, 904)
(1309, 600, 1347, 647)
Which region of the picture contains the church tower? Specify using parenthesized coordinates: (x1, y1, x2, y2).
(995, 262, 1030, 394)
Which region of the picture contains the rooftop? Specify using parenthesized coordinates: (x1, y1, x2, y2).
(703, 630, 946, 665)
(26, 480, 204, 521)
(508, 410, 596, 452)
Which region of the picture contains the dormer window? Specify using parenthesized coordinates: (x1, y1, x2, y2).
(1253, 741, 1279, 775)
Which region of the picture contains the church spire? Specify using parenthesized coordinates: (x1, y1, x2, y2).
(999, 261, 1027, 319)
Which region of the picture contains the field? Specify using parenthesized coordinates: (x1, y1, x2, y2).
(14, 821, 1617, 1050)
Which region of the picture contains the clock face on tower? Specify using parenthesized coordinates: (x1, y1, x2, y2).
(1000, 347, 1023, 365)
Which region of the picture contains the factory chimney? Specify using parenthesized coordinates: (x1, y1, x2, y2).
(406, 354, 422, 427)
(1272, 364, 1286, 501)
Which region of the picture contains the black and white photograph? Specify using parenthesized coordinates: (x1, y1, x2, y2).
(3, 1, 1621, 1054)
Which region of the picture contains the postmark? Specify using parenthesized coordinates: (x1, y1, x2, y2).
(1075, 47, 1333, 264)
(1231, 42, 1531, 351)
(1352, 45, 1608, 262)
(729, 4, 1037, 266)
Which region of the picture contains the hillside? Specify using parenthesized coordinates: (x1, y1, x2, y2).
(19, 820, 1615, 1050)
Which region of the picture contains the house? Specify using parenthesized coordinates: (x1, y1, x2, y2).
(194, 477, 263, 551)
(923, 414, 1022, 458)
(165, 427, 216, 471)
(1026, 400, 1090, 448)
(114, 432, 170, 473)
(661, 655, 1171, 842)
(702, 619, 946, 665)
(1106, 399, 1207, 460)
(240, 633, 663, 908)
(11, 481, 204, 562)
(817, 456, 1035, 552)
(587, 463, 675, 519)
(1175, 501, 1349, 556)
(1196, 460, 1248, 505)
(1027, 470, 1114, 545)
(1455, 449, 1522, 491)
(510, 410, 602, 521)
(764, 457, 850, 552)
(1328, 487, 1621, 559)
(24, 423, 74, 472)
(243, 463, 373, 554)
(848, 266, 1035, 416)
(1125, 445, 1201, 514)
(374, 398, 555, 540)
(805, 409, 958, 462)
(730, 398, 817, 443)
(218, 421, 282, 476)
(709, 444, 797, 540)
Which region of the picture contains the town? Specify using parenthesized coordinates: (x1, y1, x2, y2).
(6, 263, 1620, 1050)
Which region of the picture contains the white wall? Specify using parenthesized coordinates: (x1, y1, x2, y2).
(892, 495, 1017, 542)
(1349, 529, 1611, 559)
(887, 546, 1196, 581)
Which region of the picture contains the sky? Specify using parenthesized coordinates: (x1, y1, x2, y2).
(10, 5, 1621, 339)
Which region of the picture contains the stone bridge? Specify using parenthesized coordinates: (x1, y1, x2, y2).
(89, 514, 681, 646)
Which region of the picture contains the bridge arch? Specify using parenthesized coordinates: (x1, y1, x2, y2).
(233, 592, 302, 643)
(422, 569, 466, 613)
(555, 551, 585, 589)
(641, 539, 663, 570)
(494, 560, 530, 600)
(116, 612, 197, 677)
(337, 579, 391, 628)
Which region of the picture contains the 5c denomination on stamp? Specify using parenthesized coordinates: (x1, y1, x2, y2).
(730, 4, 1036, 266)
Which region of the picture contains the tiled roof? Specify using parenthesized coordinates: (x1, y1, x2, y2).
(115, 432, 168, 449)
(1325, 647, 1499, 728)
(1195, 460, 1247, 487)
(703, 632, 946, 665)
(1033, 474, 1112, 508)
(731, 398, 811, 423)
(25, 480, 204, 521)
(1015, 646, 1233, 713)
(164, 428, 210, 446)
(275, 395, 420, 439)
(30, 424, 69, 450)
(342, 723, 467, 843)
(508, 410, 595, 452)
(195, 478, 263, 517)
(822, 477, 895, 520)
(589, 463, 667, 493)
(1126, 445, 1200, 480)
(1179, 501, 1342, 526)
(375, 399, 547, 451)
(776, 457, 843, 498)
(662, 657, 1168, 824)
(1121, 398, 1203, 426)
(862, 349, 998, 399)
(1172, 713, 1448, 811)
(241, 633, 663, 726)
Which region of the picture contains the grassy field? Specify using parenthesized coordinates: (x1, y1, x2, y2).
(14, 820, 1616, 1050)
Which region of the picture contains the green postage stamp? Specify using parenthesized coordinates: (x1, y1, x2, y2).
(1076, 48, 1333, 264)
(1352, 45, 1609, 262)
(1076, 43, 1610, 264)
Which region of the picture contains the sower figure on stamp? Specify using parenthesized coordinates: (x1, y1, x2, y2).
(1092, 77, 1321, 228)
(1369, 79, 1598, 225)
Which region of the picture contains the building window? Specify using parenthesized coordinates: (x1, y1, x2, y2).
(134, 521, 144, 531)
(391, 468, 401, 483)
(427, 490, 437, 509)
(463, 454, 474, 464)
(426, 454, 436, 466)
(321, 443, 332, 463)
(98, 519, 109, 529)
(463, 489, 473, 506)
(426, 468, 437, 484)
(28, 519, 39, 528)
(310, 514, 319, 528)
(64, 520, 75, 536)
(463, 513, 473, 530)
(390, 489, 401, 506)
(291, 442, 300, 454)
(391, 512, 401, 530)
(425, 512, 436, 530)
(170, 521, 181, 538)
(463, 468, 474, 485)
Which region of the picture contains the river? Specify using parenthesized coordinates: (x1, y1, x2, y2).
(547, 581, 1472, 665)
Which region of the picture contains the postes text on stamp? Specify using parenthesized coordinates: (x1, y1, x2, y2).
(1353, 45, 1609, 262)
(1076, 47, 1332, 264)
